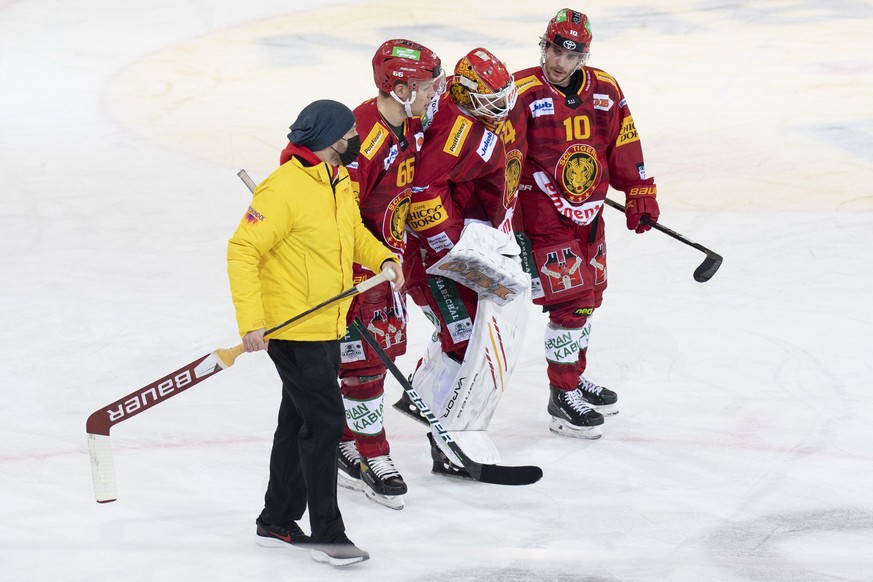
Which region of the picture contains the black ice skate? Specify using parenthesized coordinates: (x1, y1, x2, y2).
(255, 516, 312, 551)
(548, 385, 605, 439)
(392, 390, 429, 426)
(360, 454, 407, 510)
(337, 440, 364, 492)
(426, 432, 473, 480)
(577, 376, 619, 416)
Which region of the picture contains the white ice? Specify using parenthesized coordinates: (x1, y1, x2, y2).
(2, 1, 872, 580)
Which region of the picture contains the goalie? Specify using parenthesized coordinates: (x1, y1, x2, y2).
(398, 48, 530, 478)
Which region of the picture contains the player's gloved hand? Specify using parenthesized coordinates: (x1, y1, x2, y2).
(625, 185, 659, 233)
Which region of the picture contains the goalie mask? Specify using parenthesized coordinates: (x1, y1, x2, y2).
(541, 8, 592, 69)
(372, 39, 445, 117)
(449, 48, 517, 126)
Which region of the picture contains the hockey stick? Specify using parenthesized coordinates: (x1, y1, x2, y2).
(352, 319, 543, 486)
(604, 197, 723, 282)
(87, 206, 395, 504)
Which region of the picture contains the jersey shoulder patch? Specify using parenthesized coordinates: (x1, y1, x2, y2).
(360, 122, 390, 160)
(442, 115, 473, 157)
(593, 69, 620, 91)
(515, 74, 543, 96)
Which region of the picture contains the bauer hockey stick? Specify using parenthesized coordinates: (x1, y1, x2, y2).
(87, 200, 396, 504)
(352, 319, 543, 486)
(604, 198, 723, 282)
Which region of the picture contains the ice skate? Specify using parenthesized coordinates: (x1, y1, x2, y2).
(360, 454, 407, 510)
(426, 432, 473, 480)
(577, 376, 618, 416)
(337, 440, 365, 492)
(548, 385, 604, 439)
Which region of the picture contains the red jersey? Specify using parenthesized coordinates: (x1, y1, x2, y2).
(346, 98, 424, 255)
(409, 92, 512, 261)
(509, 65, 655, 228)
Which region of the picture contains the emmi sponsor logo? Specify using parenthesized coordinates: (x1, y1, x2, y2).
(443, 116, 471, 156)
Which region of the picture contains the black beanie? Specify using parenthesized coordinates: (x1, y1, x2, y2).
(287, 99, 355, 151)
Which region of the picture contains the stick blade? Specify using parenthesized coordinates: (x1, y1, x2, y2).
(693, 252, 724, 283)
(88, 433, 118, 503)
(475, 463, 544, 486)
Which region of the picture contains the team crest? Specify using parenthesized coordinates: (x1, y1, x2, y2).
(556, 144, 600, 203)
(382, 190, 412, 251)
(504, 149, 523, 209)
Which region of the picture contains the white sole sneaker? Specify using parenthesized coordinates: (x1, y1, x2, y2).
(310, 549, 370, 567)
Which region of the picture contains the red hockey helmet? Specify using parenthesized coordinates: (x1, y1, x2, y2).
(449, 48, 517, 125)
(372, 39, 444, 95)
(542, 8, 592, 64)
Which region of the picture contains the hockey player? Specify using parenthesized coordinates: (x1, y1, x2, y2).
(509, 9, 660, 438)
(397, 48, 527, 478)
(324, 39, 444, 510)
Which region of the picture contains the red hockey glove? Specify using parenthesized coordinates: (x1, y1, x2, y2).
(625, 185, 659, 233)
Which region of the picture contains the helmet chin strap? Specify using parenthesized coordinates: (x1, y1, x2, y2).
(390, 90, 416, 118)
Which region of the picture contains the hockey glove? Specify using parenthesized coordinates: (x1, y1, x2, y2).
(625, 185, 659, 233)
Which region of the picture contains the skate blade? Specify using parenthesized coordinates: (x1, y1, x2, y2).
(591, 403, 619, 416)
(363, 486, 405, 510)
(549, 418, 603, 440)
(337, 470, 365, 492)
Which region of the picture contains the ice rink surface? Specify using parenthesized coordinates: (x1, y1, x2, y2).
(2, 1, 872, 580)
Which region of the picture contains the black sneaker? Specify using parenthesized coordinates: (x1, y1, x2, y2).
(547, 385, 604, 440)
(426, 432, 473, 480)
(577, 376, 619, 416)
(255, 516, 311, 550)
(310, 533, 370, 567)
(337, 440, 364, 491)
(392, 390, 429, 426)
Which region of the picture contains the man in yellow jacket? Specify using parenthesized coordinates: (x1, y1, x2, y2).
(227, 99, 404, 567)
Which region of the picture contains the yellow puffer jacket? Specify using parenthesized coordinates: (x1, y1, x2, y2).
(228, 157, 398, 341)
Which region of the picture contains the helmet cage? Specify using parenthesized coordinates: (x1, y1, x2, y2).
(462, 77, 517, 124)
(450, 48, 516, 124)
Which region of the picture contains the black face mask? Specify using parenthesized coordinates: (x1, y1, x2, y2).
(335, 135, 361, 166)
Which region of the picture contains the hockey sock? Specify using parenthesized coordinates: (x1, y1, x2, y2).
(544, 321, 590, 390)
(341, 376, 389, 458)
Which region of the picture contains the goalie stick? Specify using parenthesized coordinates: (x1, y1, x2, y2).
(86, 234, 395, 504)
(604, 197, 723, 282)
(352, 319, 543, 486)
